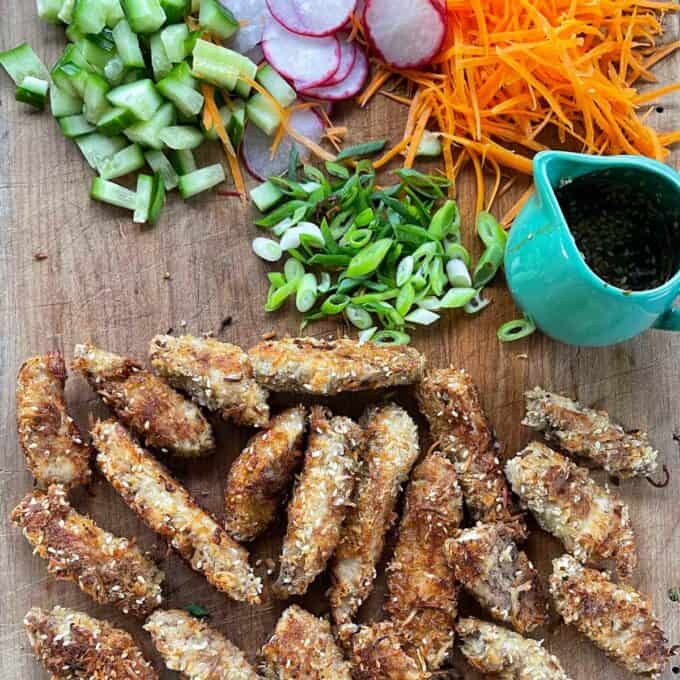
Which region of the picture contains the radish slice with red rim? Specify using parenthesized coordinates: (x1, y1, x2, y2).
(325, 39, 357, 85)
(266, 0, 357, 37)
(242, 109, 324, 180)
(363, 0, 446, 69)
(301, 46, 368, 101)
(222, 0, 268, 55)
(263, 16, 340, 89)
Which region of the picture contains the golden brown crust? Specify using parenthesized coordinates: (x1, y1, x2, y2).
(416, 368, 524, 534)
(385, 452, 463, 671)
(444, 522, 549, 634)
(224, 407, 307, 542)
(261, 606, 352, 680)
(505, 442, 638, 580)
(16, 353, 92, 489)
(348, 622, 430, 680)
(24, 606, 158, 679)
(92, 420, 262, 604)
(523, 387, 658, 478)
(330, 403, 420, 626)
(273, 407, 362, 598)
(72, 343, 214, 458)
(456, 618, 572, 680)
(145, 609, 261, 679)
(149, 335, 270, 427)
(550, 555, 669, 677)
(11, 485, 164, 618)
(248, 336, 426, 395)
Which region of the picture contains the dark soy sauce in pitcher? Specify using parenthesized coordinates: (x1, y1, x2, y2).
(555, 168, 680, 292)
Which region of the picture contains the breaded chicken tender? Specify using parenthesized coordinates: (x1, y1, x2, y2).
(385, 452, 463, 670)
(92, 420, 262, 604)
(72, 343, 214, 457)
(261, 605, 352, 680)
(457, 618, 571, 680)
(505, 442, 637, 579)
(145, 609, 261, 679)
(224, 407, 307, 542)
(444, 522, 549, 634)
(416, 368, 524, 534)
(550, 555, 669, 677)
(11, 485, 164, 618)
(330, 403, 420, 625)
(149, 335, 270, 427)
(348, 622, 430, 680)
(24, 606, 158, 679)
(523, 387, 658, 478)
(248, 336, 425, 395)
(273, 407, 362, 598)
(17, 353, 91, 488)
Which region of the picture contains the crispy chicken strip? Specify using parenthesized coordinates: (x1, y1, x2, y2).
(149, 335, 270, 428)
(505, 442, 638, 579)
(348, 622, 431, 680)
(330, 403, 420, 625)
(224, 407, 307, 542)
(261, 605, 352, 680)
(248, 337, 425, 395)
(444, 522, 549, 634)
(385, 451, 463, 671)
(72, 343, 214, 457)
(92, 420, 262, 604)
(523, 387, 658, 478)
(145, 609, 261, 679)
(457, 618, 572, 680)
(416, 368, 524, 534)
(550, 555, 669, 677)
(273, 407, 362, 598)
(17, 353, 92, 488)
(11, 485, 164, 618)
(24, 606, 158, 679)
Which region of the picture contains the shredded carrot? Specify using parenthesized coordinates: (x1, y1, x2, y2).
(486, 157, 503, 212)
(404, 106, 433, 168)
(358, 67, 391, 107)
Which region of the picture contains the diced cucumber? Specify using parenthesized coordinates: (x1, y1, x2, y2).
(145, 149, 179, 189)
(0, 43, 50, 85)
(203, 103, 229, 140)
(246, 93, 280, 136)
(191, 39, 240, 90)
(76, 132, 127, 169)
(52, 61, 88, 97)
(250, 180, 284, 212)
(160, 23, 189, 62)
(90, 176, 136, 209)
(73, 0, 107, 34)
(156, 72, 203, 117)
(133, 173, 154, 222)
(107, 79, 162, 121)
(103, 0, 125, 26)
(58, 0, 77, 23)
(37, 0, 64, 23)
(112, 20, 146, 68)
(103, 55, 125, 84)
(97, 105, 137, 134)
(159, 125, 203, 150)
(199, 0, 239, 39)
(83, 72, 112, 123)
(123, 67, 147, 83)
(150, 31, 172, 80)
(148, 172, 166, 223)
(416, 130, 442, 157)
(59, 113, 97, 137)
(120, 0, 167, 33)
(257, 64, 296, 108)
(66, 23, 87, 42)
(227, 104, 245, 147)
(99, 143, 145, 179)
(124, 100, 176, 148)
(232, 51, 257, 96)
(178, 163, 225, 199)
(78, 36, 115, 73)
(160, 0, 188, 22)
(50, 84, 83, 117)
(60, 42, 91, 70)
(168, 148, 195, 174)
(15, 76, 49, 109)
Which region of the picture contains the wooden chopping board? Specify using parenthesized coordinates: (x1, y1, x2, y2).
(1, 5, 679, 678)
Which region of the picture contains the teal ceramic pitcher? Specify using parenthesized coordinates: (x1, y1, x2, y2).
(504, 151, 680, 346)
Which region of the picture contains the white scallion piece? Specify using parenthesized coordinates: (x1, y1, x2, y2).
(396, 255, 414, 287)
(279, 222, 324, 251)
(405, 308, 440, 325)
(447, 258, 472, 287)
(358, 326, 378, 345)
(252, 237, 282, 262)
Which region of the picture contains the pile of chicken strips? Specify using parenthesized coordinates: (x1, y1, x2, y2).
(12, 335, 673, 679)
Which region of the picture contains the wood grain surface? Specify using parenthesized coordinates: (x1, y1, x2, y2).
(1, 5, 679, 679)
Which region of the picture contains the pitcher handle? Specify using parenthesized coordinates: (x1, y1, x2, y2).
(653, 308, 680, 331)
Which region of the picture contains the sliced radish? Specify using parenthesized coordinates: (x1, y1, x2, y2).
(222, 0, 268, 55)
(322, 39, 357, 85)
(242, 109, 324, 180)
(266, 0, 357, 37)
(301, 46, 368, 101)
(363, 0, 446, 69)
(262, 16, 340, 89)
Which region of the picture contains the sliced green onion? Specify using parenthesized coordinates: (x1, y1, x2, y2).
(396, 256, 414, 287)
(372, 330, 410, 345)
(321, 294, 350, 315)
(447, 259, 472, 288)
(498, 318, 536, 342)
(445, 242, 471, 267)
(429, 258, 448, 296)
(265, 278, 298, 312)
(464, 292, 491, 315)
(336, 139, 387, 161)
(358, 326, 377, 345)
(346, 238, 393, 278)
(405, 308, 440, 325)
(252, 237, 282, 262)
(473, 243, 504, 288)
(428, 200, 460, 240)
(325, 161, 350, 179)
(346, 229, 373, 249)
(477, 211, 508, 249)
(346, 305, 373, 330)
(318, 272, 332, 293)
(296, 273, 318, 313)
(280, 223, 324, 251)
(396, 283, 415, 317)
(354, 207, 374, 227)
(439, 287, 477, 309)
(284, 258, 305, 282)
(418, 296, 441, 311)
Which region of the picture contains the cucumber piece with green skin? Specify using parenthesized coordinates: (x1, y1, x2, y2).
(147, 172, 166, 223)
(122, 67, 147, 83)
(58, 0, 76, 23)
(120, 0, 167, 33)
(178, 163, 225, 199)
(246, 93, 280, 136)
(250, 180, 284, 212)
(90, 176, 136, 209)
(191, 39, 242, 90)
(97, 105, 137, 134)
(76, 132, 127, 169)
(59, 113, 97, 137)
(227, 104, 245, 147)
(256, 64, 296, 108)
(150, 32, 172, 80)
(112, 19, 145, 68)
(157, 76, 204, 117)
(52, 61, 88, 97)
(134, 173, 154, 223)
(203, 103, 231, 140)
(50, 84, 83, 117)
(159, 125, 204, 150)
(124, 100, 176, 148)
(37, 0, 64, 23)
(0, 43, 50, 84)
(160, 23, 189, 62)
(168, 148, 195, 175)
(199, 0, 238, 40)
(73, 0, 107, 34)
(103, 54, 125, 84)
(145, 149, 179, 189)
(15, 76, 49, 109)
(103, 0, 125, 26)
(99, 143, 146, 179)
(78, 36, 115, 74)
(107, 79, 162, 121)
(83, 72, 112, 123)
(66, 23, 87, 42)
(160, 0, 189, 22)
